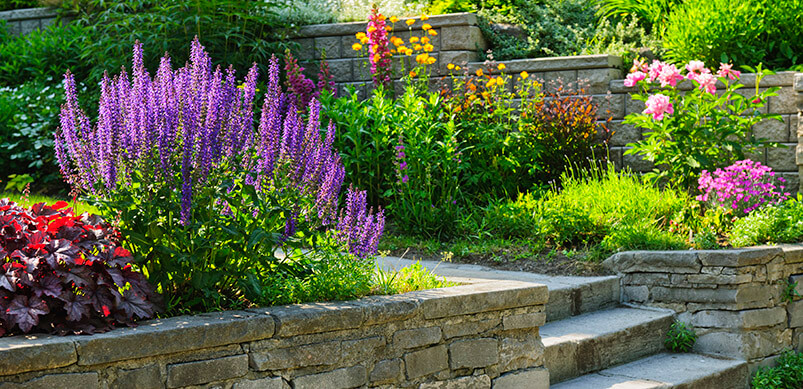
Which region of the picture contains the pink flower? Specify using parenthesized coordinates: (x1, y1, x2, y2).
(696, 73, 717, 94)
(643, 94, 674, 121)
(685, 60, 710, 78)
(630, 58, 648, 73)
(647, 60, 665, 82)
(624, 71, 646, 87)
(717, 63, 741, 80)
(658, 64, 684, 87)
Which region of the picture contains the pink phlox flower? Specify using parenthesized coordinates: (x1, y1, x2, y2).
(643, 94, 673, 121)
(624, 71, 646, 87)
(717, 63, 741, 80)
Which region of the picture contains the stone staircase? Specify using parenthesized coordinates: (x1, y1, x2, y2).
(540, 277, 749, 388)
(376, 256, 750, 388)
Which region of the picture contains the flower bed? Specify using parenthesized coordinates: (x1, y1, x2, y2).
(0, 279, 548, 388)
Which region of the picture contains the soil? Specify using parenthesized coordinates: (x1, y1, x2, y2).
(387, 245, 612, 277)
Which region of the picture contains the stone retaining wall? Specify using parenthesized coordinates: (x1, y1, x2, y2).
(603, 246, 803, 371)
(291, 14, 801, 187)
(0, 7, 60, 36)
(0, 280, 548, 388)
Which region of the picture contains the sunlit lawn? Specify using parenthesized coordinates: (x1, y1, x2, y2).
(0, 192, 100, 215)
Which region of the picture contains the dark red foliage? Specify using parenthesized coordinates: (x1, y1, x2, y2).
(0, 199, 159, 336)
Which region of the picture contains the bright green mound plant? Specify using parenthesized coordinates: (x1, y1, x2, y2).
(54, 39, 385, 315)
(730, 197, 803, 248)
(623, 59, 782, 188)
(664, 321, 696, 352)
(752, 349, 803, 389)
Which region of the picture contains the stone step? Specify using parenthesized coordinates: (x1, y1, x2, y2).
(541, 306, 675, 384)
(551, 353, 748, 388)
(376, 256, 621, 322)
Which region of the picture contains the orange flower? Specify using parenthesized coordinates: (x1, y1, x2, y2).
(421, 36, 430, 44)
(352, 43, 362, 51)
(405, 48, 413, 56)
(426, 56, 436, 65)
(414, 44, 423, 51)
(410, 70, 417, 77)
(423, 43, 434, 52)
(486, 78, 496, 88)
(360, 37, 369, 44)
(356, 32, 367, 40)
(406, 19, 415, 26)
(421, 14, 430, 21)
(475, 69, 484, 77)
(368, 26, 377, 33)
(497, 63, 506, 71)
(520, 71, 529, 79)
(422, 23, 432, 31)
(390, 16, 399, 23)
(410, 36, 419, 43)
(428, 29, 437, 36)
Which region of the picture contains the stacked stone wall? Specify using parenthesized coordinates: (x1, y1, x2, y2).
(0, 280, 549, 388)
(604, 246, 803, 372)
(0, 7, 62, 36)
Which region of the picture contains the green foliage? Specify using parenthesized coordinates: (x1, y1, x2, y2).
(64, 0, 294, 85)
(624, 65, 781, 189)
(595, 219, 688, 259)
(763, 0, 803, 70)
(597, 0, 679, 32)
(752, 350, 803, 389)
(581, 15, 663, 64)
(662, 0, 766, 68)
(373, 261, 456, 295)
(664, 321, 696, 352)
(781, 279, 801, 304)
(0, 0, 38, 11)
(730, 197, 803, 247)
(0, 22, 87, 86)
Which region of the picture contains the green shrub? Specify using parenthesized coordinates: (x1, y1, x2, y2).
(664, 321, 697, 352)
(596, 0, 680, 32)
(0, 0, 38, 11)
(752, 350, 803, 389)
(0, 22, 87, 86)
(597, 219, 688, 257)
(662, 0, 766, 67)
(374, 261, 457, 295)
(763, 0, 803, 70)
(730, 198, 803, 247)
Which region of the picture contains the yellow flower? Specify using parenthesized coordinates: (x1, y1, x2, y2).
(379, 15, 386, 21)
(373, 53, 380, 62)
(410, 36, 419, 43)
(390, 16, 399, 23)
(352, 43, 362, 51)
(475, 69, 484, 77)
(406, 19, 415, 26)
(398, 45, 408, 52)
(455, 66, 461, 71)
(428, 29, 438, 36)
(423, 43, 434, 52)
(426, 56, 436, 65)
(421, 14, 430, 21)
(468, 94, 477, 101)
(356, 32, 367, 40)
(497, 63, 506, 70)
(405, 48, 413, 56)
(360, 37, 370, 44)
(520, 71, 529, 79)
(390, 49, 396, 54)
(414, 44, 423, 51)
(482, 91, 490, 99)
(486, 78, 496, 88)
(422, 23, 432, 31)
(447, 63, 455, 70)
(496, 77, 504, 85)
(368, 26, 377, 33)
(421, 36, 430, 44)
(385, 26, 392, 31)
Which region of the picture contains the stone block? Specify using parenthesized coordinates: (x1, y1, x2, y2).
(697, 247, 782, 267)
(314, 36, 341, 59)
(502, 312, 546, 330)
(498, 55, 622, 74)
(789, 300, 803, 327)
(0, 334, 77, 376)
(625, 95, 646, 115)
(441, 25, 486, 51)
(652, 285, 773, 304)
(418, 374, 491, 388)
(767, 145, 797, 172)
(370, 358, 403, 384)
(607, 120, 640, 146)
(622, 149, 654, 172)
(692, 307, 787, 329)
(492, 368, 549, 389)
(0, 372, 99, 389)
(355, 294, 420, 326)
(439, 51, 479, 72)
(77, 310, 273, 365)
(327, 59, 353, 83)
(113, 364, 162, 389)
(449, 338, 499, 369)
(753, 116, 789, 142)
(394, 327, 442, 349)
(443, 318, 500, 339)
(696, 329, 791, 360)
(593, 94, 625, 120)
(259, 302, 363, 337)
(770, 86, 796, 114)
(542, 70, 577, 90)
(795, 73, 803, 92)
(685, 274, 753, 285)
(167, 354, 248, 388)
(250, 340, 341, 371)
(791, 274, 803, 298)
(292, 366, 367, 389)
(342, 336, 385, 362)
(294, 38, 316, 60)
(404, 345, 449, 379)
(622, 285, 649, 302)
(498, 334, 543, 372)
(578, 68, 621, 94)
(412, 281, 547, 320)
(604, 251, 701, 274)
(234, 377, 288, 389)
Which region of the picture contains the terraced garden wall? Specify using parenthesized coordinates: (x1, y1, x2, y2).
(0, 280, 548, 388)
(0, 7, 60, 36)
(290, 13, 803, 191)
(604, 245, 803, 372)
